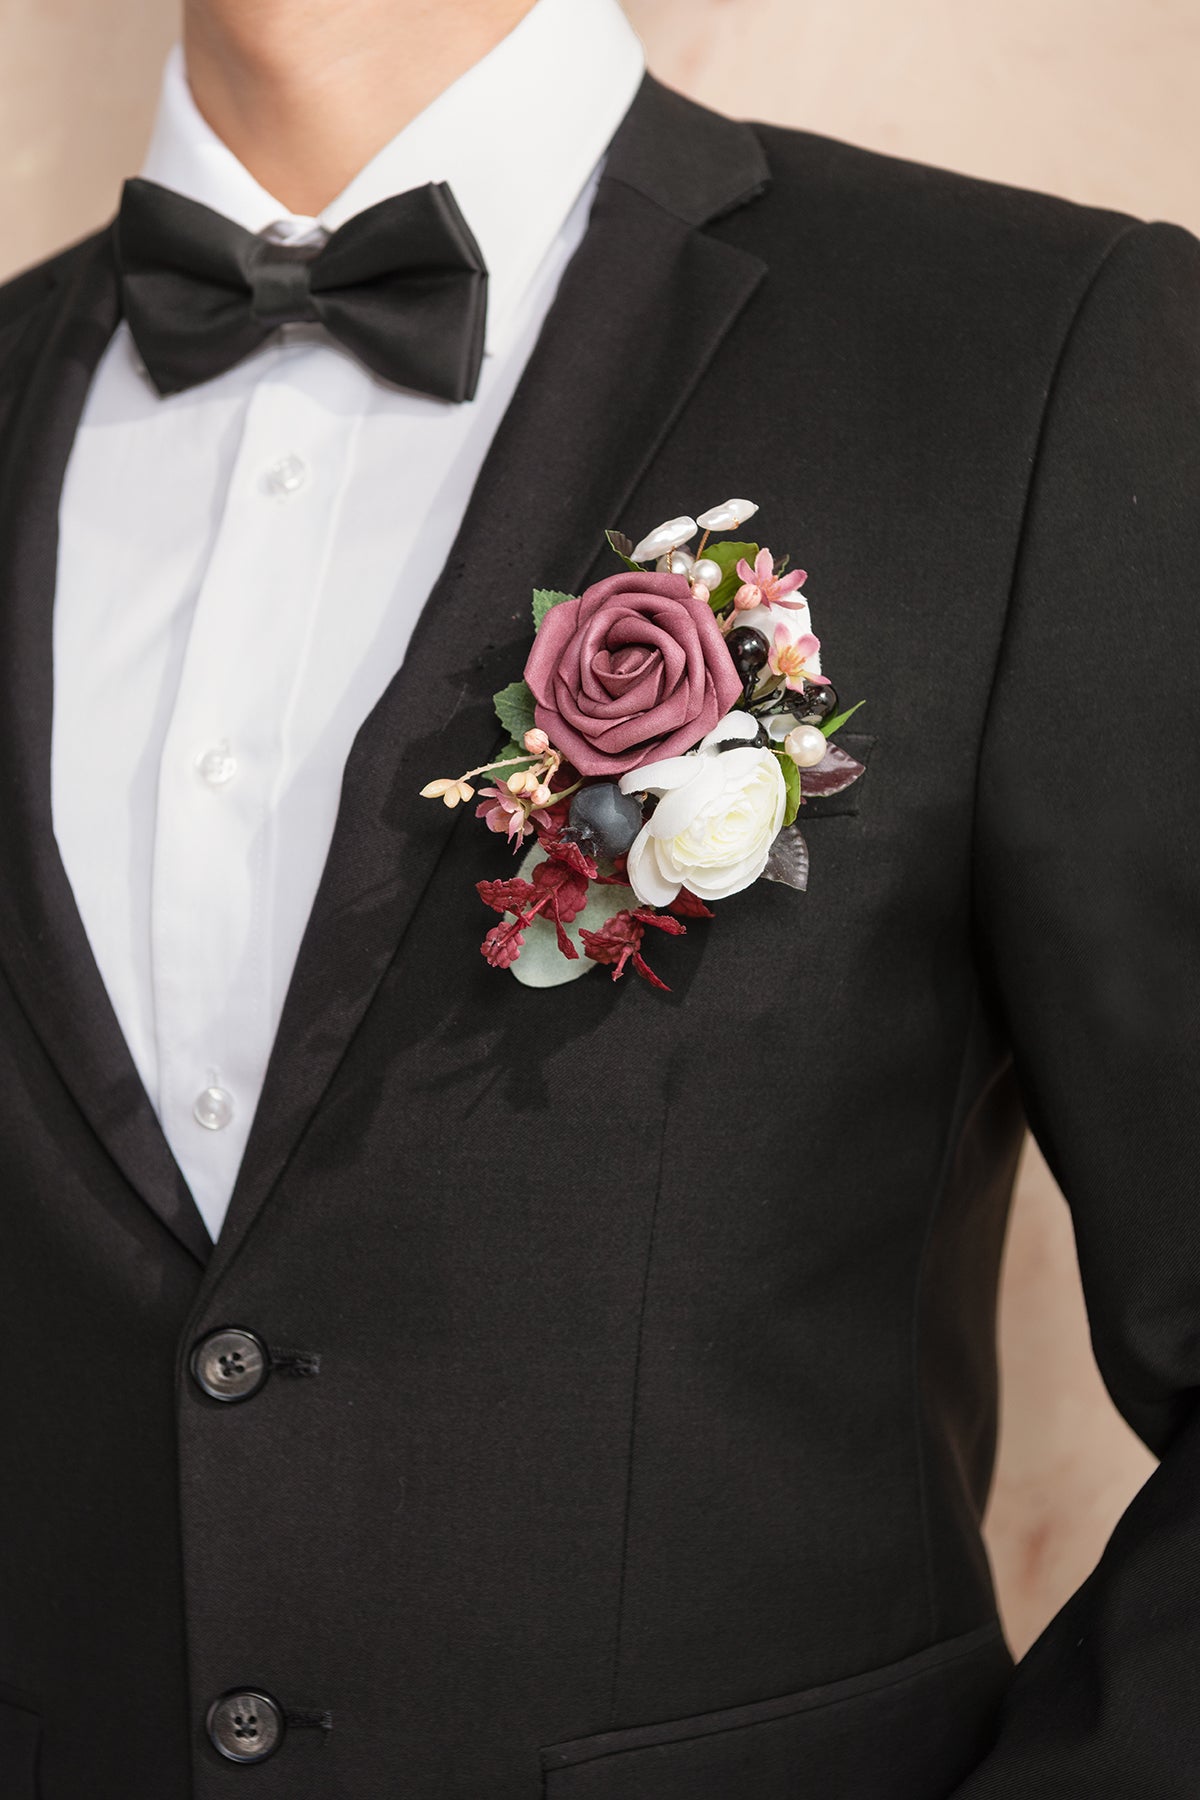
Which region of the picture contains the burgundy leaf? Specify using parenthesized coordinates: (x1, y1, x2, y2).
(477, 876, 537, 916)
(551, 912, 580, 959)
(636, 908, 687, 936)
(580, 906, 685, 989)
(541, 835, 598, 880)
(668, 887, 715, 919)
(799, 742, 865, 799)
(631, 952, 671, 991)
(762, 825, 810, 891)
(530, 858, 590, 923)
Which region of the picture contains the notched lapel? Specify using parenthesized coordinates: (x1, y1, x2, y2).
(0, 236, 212, 1266)
(207, 79, 773, 1276)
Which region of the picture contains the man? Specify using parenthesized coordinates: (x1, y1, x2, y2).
(0, 0, 1196, 1793)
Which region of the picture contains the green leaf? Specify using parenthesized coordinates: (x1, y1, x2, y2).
(606, 529, 642, 572)
(706, 540, 758, 575)
(532, 588, 575, 630)
(819, 698, 866, 738)
(493, 679, 537, 744)
(774, 749, 801, 827)
(704, 540, 760, 613)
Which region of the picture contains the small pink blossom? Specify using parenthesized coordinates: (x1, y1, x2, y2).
(767, 625, 830, 692)
(475, 785, 557, 847)
(733, 546, 808, 612)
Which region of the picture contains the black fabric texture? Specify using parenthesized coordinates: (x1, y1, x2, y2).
(0, 71, 1197, 1800)
(113, 176, 488, 399)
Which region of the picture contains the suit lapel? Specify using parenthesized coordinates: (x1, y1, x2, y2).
(206, 78, 771, 1276)
(0, 80, 771, 1277)
(0, 238, 213, 1265)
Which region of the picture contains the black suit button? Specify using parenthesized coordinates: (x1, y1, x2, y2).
(190, 1328, 269, 1403)
(207, 1690, 284, 1763)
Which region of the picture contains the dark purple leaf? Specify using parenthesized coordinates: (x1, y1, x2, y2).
(763, 825, 810, 890)
(799, 742, 865, 799)
(606, 528, 642, 573)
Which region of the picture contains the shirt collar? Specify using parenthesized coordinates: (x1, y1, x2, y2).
(141, 0, 645, 358)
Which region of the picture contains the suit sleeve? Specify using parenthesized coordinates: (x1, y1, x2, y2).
(955, 218, 1200, 1797)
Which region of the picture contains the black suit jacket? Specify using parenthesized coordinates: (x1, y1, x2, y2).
(0, 75, 1197, 1800)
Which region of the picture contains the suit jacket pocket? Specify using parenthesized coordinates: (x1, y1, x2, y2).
(541, 1620, 1010, 1800)
(0, 1685, 40, 1799)
(797, 730, 875, 819)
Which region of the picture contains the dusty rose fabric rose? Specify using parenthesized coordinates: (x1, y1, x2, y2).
(524, 571, 743, 778)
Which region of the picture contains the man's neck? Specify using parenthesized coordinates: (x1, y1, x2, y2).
(181, 0, 539, 216)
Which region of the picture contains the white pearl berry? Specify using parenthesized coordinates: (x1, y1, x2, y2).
(784, 724, 828, 768)
(631, 516, 697, 564)
(696, 498, 759, 531)
(691, 556, 723, 588)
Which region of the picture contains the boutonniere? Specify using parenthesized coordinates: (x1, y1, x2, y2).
(421, 499, 865, 990)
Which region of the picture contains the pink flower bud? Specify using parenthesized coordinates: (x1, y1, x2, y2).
(734, 582, 762, 611)
(523, 727, 550, 755)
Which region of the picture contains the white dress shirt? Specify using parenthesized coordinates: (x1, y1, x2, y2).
(51, 0, 644, 1241)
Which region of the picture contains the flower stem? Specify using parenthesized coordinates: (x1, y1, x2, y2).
(462, 751, 538, 780)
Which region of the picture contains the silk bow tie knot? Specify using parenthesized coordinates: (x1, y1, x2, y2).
(113, 177, 489, 402)
(246, 236, 326, 328)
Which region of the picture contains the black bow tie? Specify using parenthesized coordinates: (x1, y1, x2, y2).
(112, 176, 489, 402)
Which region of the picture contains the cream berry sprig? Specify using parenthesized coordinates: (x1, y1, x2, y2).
(421, 727, 583, 847)
(420, 727, 569, 811)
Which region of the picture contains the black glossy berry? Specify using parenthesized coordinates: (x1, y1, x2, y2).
(715, 721, 770, 751)
(563, 782, 645, 858)
(795, 682, 838, 724)
(725, 626, 771, 704)
(725, 626, 770, 678)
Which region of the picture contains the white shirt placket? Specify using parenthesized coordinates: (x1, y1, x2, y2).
(150, 351, 350, 1236)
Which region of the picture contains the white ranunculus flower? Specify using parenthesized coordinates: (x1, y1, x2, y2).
(618, 713, 787, 907)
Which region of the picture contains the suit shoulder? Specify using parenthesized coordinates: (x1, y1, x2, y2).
(0, 232, 108, 334)
(743, 120, 1163, 287)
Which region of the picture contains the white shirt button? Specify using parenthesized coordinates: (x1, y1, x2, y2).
(193, 1086, 234, 1131)
(196, 741, 238, 787)
(263, 453, 307, 497)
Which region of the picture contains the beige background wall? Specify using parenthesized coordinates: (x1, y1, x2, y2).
(3, 0, 1191, 1656)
